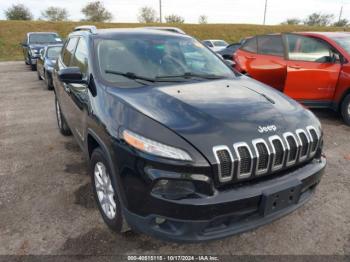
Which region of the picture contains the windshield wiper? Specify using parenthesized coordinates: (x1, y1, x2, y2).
(105, 70, 156, 83)
(156, 72, 227, 80)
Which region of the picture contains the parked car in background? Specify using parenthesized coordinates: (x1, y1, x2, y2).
(202, 39, 228, 52)
(52, 26, 325, 242)
(37, 44, 63, 90)
(234, 32, 350, 125)
(141, 26, 186, 34)
(217, 42, 242, 60)
(21, 32, 62, 71)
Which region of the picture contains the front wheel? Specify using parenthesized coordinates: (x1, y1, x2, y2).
(55, 96, 71, 136)
(90, 148, 125, 233)
(341, 93, 350, 126)
(45, 71, 53, 90)
(31, 64, 36, 71)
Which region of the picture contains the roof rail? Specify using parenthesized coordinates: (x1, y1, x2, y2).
(73, 25, 97, 34)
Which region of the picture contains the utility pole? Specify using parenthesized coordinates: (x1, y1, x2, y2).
(159, 0, 162, 23)
(339, 4, 343, 22)
(263, 0, 268, 25)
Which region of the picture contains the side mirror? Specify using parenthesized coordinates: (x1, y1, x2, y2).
(224, 59, 236, 68)
(20, 42, 27, 47)
(58, 67, 85, 84)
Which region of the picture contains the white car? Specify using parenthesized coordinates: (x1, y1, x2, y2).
(202, 39, 228, 52)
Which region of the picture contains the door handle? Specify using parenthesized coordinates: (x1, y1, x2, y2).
(63, 83, 71, 93)
(288, 65, 301, 69)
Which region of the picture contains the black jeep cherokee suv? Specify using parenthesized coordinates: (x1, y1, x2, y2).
(52, 26, 326, 242)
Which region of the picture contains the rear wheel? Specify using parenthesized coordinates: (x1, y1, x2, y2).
(55, 96, 71, 136)
(90, 148, 124, 233)
(45, 71, 53, 90)
(341, 93, 350, 126)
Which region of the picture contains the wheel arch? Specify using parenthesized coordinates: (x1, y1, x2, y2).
(338, 88, 350, 111)
(86, 128, 128, 207)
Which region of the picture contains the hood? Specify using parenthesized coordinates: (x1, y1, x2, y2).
(28, 44, 46, 51)
(108, 77, 320, 160)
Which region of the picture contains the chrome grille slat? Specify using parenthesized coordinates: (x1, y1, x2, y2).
(269, 135, 286, 171)
(213, 145, 234, 183)
(234, 142, 253, 179)
(306, 126, 319, 157)
(252, 138, 271, 175)
(283, 132, 299, 166)
(296, 129, 310, 162)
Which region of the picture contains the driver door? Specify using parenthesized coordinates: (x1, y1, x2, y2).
(283, 34, 341, 101)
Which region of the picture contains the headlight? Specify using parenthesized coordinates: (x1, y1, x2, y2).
(30, 49, 39, 55)
(122, 129, 192, 161)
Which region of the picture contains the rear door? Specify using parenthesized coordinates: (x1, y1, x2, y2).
(235, 35, 287, 91)
(284, 34, 341, 101)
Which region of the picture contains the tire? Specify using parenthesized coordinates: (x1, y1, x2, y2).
(341, 93, 350, 126)
(45, 71, 53, 90)
(37, 69, 42, 80)
(31, 64, 36, 71)
(90, 148, 124, 233)
(55, 96, 71, 136)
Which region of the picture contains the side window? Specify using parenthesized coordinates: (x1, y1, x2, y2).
(62, 37, 78, 66)
(203, 41, 213, 47)
(258, 35, 284, 56)
(286, 34, 333, 63)
(71, 38, 89, 78)
(241, 37, 257, 53)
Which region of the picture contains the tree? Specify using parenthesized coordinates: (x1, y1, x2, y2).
(137, 6, 158, 23)
(41, 7, 69, 21)
(304, 13, 334, 26)
(333, 19, 349, 27)
(164, 14, 184, 24)
(81, 1, 112, 22)
(4, 4, 33, 20)
(198, 15, 208, 24)
(281, 18, 301, 25)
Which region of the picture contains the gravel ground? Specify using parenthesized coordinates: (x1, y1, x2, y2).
(0, 61, 349, 256)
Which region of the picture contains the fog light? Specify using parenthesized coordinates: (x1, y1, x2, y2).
(155, 217, 166, 225)
(152, 179, 196, 200)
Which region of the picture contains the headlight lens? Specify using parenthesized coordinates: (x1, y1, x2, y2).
(30, 49, 38, 54)
(122, 129, 192, 161)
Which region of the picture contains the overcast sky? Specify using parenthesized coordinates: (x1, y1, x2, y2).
(0, 0, 349, 24)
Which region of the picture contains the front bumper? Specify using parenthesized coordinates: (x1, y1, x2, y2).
(123, 157, 326, 242)
(30, 58, 37, 65)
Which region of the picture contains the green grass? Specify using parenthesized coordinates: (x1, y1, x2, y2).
(0, 20, 349, 61)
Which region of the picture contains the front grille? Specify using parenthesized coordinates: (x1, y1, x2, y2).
(213, 126, 320, 184)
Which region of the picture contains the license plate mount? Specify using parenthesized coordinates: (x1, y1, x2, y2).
(259, 179, 302, 216)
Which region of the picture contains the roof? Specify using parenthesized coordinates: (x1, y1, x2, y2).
(70, 27, 190, 38)
(27, 32, 58, 35)
(299, 31, 350, 38)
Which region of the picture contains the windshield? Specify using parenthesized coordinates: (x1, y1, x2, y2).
(330, 36, 350, 54)
(29, 34, 61, 44)
(95, 35, 234, 86)
(213, 40, 228, 47)
(47, 46, 62, 59)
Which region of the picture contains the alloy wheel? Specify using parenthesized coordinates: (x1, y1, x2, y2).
(94, 162, 117, 219)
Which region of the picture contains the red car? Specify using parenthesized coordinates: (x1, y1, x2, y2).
(234, 32, 350, 125)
